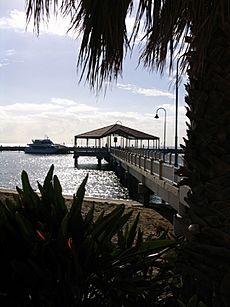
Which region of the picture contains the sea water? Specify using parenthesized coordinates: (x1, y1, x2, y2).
(0, 151, 129, 199)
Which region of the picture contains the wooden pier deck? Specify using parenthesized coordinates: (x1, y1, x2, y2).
(73, 147, 189, 218)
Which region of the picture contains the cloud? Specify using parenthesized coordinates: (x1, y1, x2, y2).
(0, 9, 75, 37)
(0, 62, 9, 68)
(5, 49, 16, 56)
(0, 97, 186, 146)
(0, 10, 25, 31)
(0, 49, 17, 68)
(0, 98, 97, 117)
(51, 98, 77, 106)
(117, 83, 175, 99)
(0, 98, 99, 144)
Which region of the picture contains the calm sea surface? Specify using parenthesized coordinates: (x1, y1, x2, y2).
(0, 151, 129, 200)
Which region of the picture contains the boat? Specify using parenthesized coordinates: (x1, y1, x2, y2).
(24, 138, 69, 154)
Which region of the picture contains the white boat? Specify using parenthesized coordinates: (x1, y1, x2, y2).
(24, 138, 69, 154)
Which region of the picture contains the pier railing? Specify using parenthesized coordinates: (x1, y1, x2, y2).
(110, 148, 180, 184)
(110, 148, 189, 215)
(115, 147, 184, 166)
(74, 146, 109, 157)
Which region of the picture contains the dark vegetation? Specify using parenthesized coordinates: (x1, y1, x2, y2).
(0, 165, 183, 306)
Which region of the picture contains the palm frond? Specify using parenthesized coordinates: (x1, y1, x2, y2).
(71, 0, 133, 90)
(134, 0, 189, 74)
(25, 0, 230, 89)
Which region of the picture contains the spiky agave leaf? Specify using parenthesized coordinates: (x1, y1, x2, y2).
(67, 174, 88, 243)
(20, 170, 40, 209)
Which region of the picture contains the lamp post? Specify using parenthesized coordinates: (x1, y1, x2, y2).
(154, 107, 167, 161)
(175, 54, 184, 167)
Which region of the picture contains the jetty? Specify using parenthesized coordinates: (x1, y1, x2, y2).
(73, 123, 188, 230)
(1, 123, 187, 233)
(74, 123, 159, 167)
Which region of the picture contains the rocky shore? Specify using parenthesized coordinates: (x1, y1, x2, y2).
(0, 188, 173, 238)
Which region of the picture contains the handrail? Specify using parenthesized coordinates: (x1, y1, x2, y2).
(110, 148, 180, 184)
(74, 147, 109, 153)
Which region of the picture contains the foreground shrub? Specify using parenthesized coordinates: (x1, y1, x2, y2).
(0, 165, 178, 306)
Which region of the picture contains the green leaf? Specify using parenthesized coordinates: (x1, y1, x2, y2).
(37, 181, 44, 194)
(197, 302, 208, 307)
(116, 211, 133, 232)
(21, 170, 40, 209)
(53, 175, 67, 218)
(117, 229, 126, 249)
(72, 174, 89, 212)
(0, 200, 10, 222)
(40, 165, 55, 207)
(64, 174, 88, 243)
(126, 212, 140, 248)
(109, 211, 133, 248)
(68, 174, 88, 223)
(94, 210, 104, 225)
(135, 228, 143, 248)
(43, 164, 54, 191)
(187, 295, 198, 307)
(78, 236, 96, 271)
(59, 212, 70, 240)
(14, 211, 34, 241)
(92, 205, 125, 240)
(139, 239, 176, 252)
(67, 175, 89, 243)
(84, 203, 94, 229)
(16, 186, 24, 206)
(100, 211, 133, 244)
(2, 198, 17, 217)
(177, 299, 186, 307)
(119, 239, 176, 260)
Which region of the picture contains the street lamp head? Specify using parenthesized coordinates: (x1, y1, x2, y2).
(154, 113, 159, 119)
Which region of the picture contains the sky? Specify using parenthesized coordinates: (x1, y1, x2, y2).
(0, 0, 187, 147)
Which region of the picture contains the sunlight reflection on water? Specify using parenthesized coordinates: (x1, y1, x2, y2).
(0, 152, 129, 199)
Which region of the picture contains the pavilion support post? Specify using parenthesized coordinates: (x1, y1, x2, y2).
(74, 155, 79, 167)
(97, 157, 102, 169)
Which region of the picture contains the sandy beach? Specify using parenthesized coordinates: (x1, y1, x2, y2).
(0, 187, 173, 238)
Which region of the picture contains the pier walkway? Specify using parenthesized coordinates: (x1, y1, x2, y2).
(110, 148, 189, 215)
(73, 146, 189, 216)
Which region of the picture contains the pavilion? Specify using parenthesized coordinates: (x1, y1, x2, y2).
(74, 123, 159, 149)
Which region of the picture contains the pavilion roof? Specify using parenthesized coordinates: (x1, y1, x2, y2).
(75, 124, 159, 140)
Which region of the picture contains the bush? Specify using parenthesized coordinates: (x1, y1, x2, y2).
(0, 165, 178, 306)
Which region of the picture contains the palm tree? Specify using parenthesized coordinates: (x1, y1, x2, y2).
(25, 1, 230, 305)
